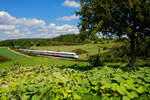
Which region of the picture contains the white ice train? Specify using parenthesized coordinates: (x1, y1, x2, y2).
(19, 49, 79, 59)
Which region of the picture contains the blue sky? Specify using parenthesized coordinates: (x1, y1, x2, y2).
(0, 0, 81, 40)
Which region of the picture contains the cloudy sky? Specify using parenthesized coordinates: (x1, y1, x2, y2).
(0, 0, 81, 40)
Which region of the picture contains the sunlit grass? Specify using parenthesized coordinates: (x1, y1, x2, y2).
(0, 47, 25, 59)
(0, 47, 88, 70)
(31, 41, 121, 60)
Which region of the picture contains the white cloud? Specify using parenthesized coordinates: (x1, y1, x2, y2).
(4, 29, 19, 34)
(48, 23, 79, 34)
(8, 33, 25, 37)
(0, 11, 46, 28)
(0, 11, 25, 25)
(57, 14, 79, 21)
(0, 25, 16, 30)
(34, 33, 52, 38)
(20, 28, 32, 35)
(0, 11, 16, 25)
(24, 19, 46, 28)
(49, 23, 56, 28)
(3, 29, 25, 37)
(0, 11, 79, 39)
(62, 0, 81, 8)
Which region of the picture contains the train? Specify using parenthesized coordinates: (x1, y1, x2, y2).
(19, 49, 79, 59)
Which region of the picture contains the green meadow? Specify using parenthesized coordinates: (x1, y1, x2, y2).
(31, 40, 120, 60)
(0, 41, 150, 100)
(0, 0, 150, 99)
(0, 47, 25, 60)
(0, 47, 87, 70)
(0, 46, 150, 100)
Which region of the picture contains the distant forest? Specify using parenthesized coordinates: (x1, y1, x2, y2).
(0, 34, 91, 48)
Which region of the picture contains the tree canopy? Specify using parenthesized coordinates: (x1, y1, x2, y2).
(77, 0, 150, 67)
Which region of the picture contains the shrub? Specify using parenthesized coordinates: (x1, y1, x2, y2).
(137, 37, 150, 58)
(82, 39, 91, 44)
(27, 52, 37, 56)
(72, 48, 88, 55)
(101, 42, 104, 44)
(36, 43, 40, 46)
(112, 37, 150, 59)
(103, 50, 129, 62)
(93, 40, 98, 44)
(51, 41, 59, 46)
(63, 42, 72, 45)
(106, 41, 109, 43)
(112, 45, 119, 51)
(103, 46, 107, 50)
(114, 37, 129, 42)
(88, 54, 104, 67)
(22, 52, 37, 56)
(0, 55, 11, 62)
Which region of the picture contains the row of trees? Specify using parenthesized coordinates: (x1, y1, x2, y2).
(0, 34, 90, 48)
(77, 0, 150, 67)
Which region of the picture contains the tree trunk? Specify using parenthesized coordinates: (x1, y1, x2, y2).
(128, 34, 136, 67)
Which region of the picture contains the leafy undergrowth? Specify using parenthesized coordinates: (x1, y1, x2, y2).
(0, 65, 150, 100)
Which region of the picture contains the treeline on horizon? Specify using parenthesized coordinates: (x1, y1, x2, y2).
(0, 33, 150, 61)
(0, 33, 150, 59)
(0, 34, 91, 48)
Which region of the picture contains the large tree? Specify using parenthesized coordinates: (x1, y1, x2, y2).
(77, 0, 150, 67)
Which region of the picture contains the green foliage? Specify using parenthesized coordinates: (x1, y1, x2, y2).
(112, 45, 119, 51)
(88, 54, 104, 67)
(0, 65, 150, 100)
(0, 39, 47, 48)
(116, 37, 150, 59)
(137, 37, 150, 58)
(72, 48, 88, 55)
(103, 44, 129, 62)
(0, 34, 91, 48)
(104, 37, 150, 62)
(52, 34, 84, 44)
(77, 0, 150, 36)
(77, 0, 150, 67)
(22, 51, 37, 56)
(0, 47, 89, 71)
(103, 46, 107, 50)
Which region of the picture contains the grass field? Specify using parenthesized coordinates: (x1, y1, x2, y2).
(0, 47, 25, 60)
(31, 42, 150, 65)
(0, 45, 150, 100)
(0, 59, 150, 100)
(0, 47, 88, 70)
(31, 40, 120, 60)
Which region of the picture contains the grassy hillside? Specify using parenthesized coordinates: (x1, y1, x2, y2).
(0, 47, 25, 60)
(0, 47, 88, 70)
(0, 41, 150, 100)
(31, 40, 120, 60)
(31, 40, 150, 65)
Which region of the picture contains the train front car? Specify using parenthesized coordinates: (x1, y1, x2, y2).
(63, 53, 79, 59)
(73, 54, 79, 59)
(47, 51, 79, 59)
